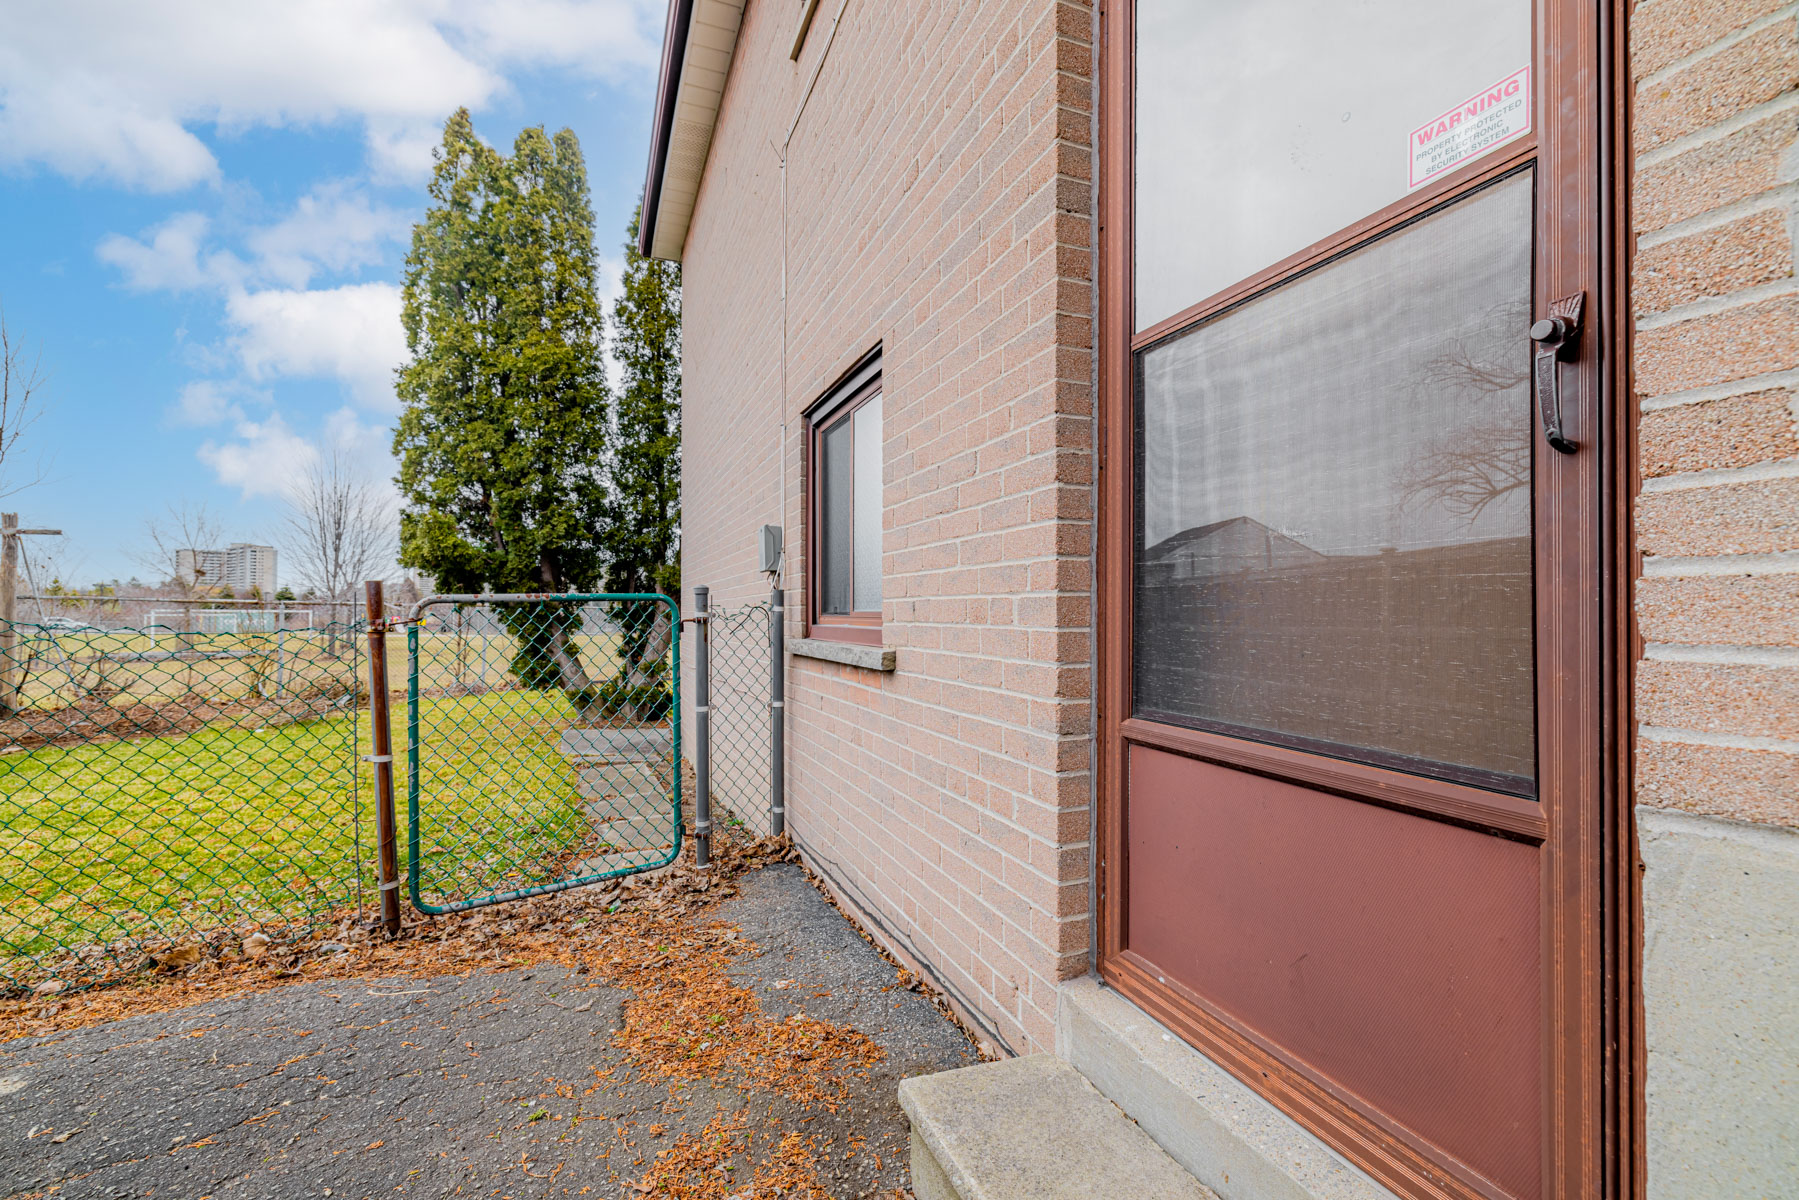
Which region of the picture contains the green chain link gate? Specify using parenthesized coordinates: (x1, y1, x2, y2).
(404, 593, 682, 914)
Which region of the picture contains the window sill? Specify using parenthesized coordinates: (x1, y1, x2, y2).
(790, 638, 895, 672)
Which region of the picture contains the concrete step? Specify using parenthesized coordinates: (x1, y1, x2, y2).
(1056, 977, 1396, 1200)
(898, 1054, 1219, 1200)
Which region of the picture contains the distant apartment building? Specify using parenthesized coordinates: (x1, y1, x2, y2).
(175, 543, 277, 596)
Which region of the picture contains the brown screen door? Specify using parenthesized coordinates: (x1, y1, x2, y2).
(1097, 3, 1613, 1199)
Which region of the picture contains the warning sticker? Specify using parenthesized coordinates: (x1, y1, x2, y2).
(1408, 65, 1532, 189)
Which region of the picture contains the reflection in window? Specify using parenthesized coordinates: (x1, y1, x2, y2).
(1133, 174, 1537, 795)
(818, 391, 883, 617)
(1135, 0, 1531, 329)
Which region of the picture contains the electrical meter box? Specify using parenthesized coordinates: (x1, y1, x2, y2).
(758, 524, 783, 574)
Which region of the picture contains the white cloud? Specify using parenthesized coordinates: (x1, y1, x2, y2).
(96, 213, 244, 292)
(99, 183, 407, 295)
(596, 251, 628, 391)
(194, 402, 400, 505)
(173, 380, 249, 426)
(226, 282, 407, 409)
(197, 413, 321, 499)
(0, 1, 663, 190)
(323, 405, 405, 504)
(246, 182, 410, 288)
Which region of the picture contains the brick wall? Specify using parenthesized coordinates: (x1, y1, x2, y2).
(679, 0, 1096, 1053)
(1630, 0, 1799, 830)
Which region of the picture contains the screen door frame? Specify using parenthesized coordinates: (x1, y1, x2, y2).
(1092, 2, 1637, 1197)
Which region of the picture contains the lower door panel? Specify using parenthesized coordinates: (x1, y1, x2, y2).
(1126, 745, 1542, 1199)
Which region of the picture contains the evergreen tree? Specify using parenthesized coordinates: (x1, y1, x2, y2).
(603, 206, 683, 710)
(394, 110, 610, 695)
(605, 206, 681, 600)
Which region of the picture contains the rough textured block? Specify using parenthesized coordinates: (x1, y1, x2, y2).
(1631, 0, 1792, 79)
(1639, 807, 1799, 1197)
(899, 1054, 1217, 1200)
(1639, 389, 1798, 476)
(1637, 573, 1799, 647)
(1634, 19, 1799, 151)
(1635, 295, 1799, 397)
(1637, 736, 1799, 827)
(1637, 476, 1799, 557)
(1633, 112, 1797, 235)
(1632, 209, 1794, 318)
(1637, 658, 1799, 740)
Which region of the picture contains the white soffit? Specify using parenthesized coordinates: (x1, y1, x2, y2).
(649, 0, 747, 262)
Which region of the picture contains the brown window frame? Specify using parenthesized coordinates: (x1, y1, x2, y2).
(804, 356, 883, 646)
(1094, 3, 1638, 1199)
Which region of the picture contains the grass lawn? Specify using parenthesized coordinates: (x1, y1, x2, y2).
(0, 687, 673, 977)
(0, 712, 373, 968)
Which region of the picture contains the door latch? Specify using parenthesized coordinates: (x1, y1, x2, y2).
(1529, 292, 1584, 454)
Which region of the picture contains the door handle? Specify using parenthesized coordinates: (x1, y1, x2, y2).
(1529, 292, 1584, 455)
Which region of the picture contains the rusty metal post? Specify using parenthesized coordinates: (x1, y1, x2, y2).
(0, 514, 60, 716)
(1, 514, 17, 716)
(364, 580, 402, 935)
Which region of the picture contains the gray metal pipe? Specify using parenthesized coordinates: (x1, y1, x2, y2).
(693, 585, 712, 867)
(770, 586, 786, 836)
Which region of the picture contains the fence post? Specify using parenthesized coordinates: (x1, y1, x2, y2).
(364, 580, 402, 935)
(693, 585, 712, 868)
(770, 585, 785, 836)
(0, 514, 16, 716)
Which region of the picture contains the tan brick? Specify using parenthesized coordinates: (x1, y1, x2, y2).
(676, 0, 1099, 1053)
(1633, 112, 1798, 234)
(1632, 208, 1795, 318)
(1637, 476, 1799, 555)
(1634, 295, 1799, 397)
(1640, 389, 1799, 476)
(1636, 737, 1799, 827)
(1635, 19, 1799, 151)
(1637, 573, 1799, 647)
(1638, 658, 1799, 739)
(1631, 0, 1793, 80)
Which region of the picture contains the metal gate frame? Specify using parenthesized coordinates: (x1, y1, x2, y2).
(402, 591, 682, 915)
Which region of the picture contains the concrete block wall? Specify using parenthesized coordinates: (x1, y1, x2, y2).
(1630, 1, 1799, 1193)
(678, 0, 1096, 1054)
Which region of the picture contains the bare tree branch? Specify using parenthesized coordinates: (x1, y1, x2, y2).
(279, 450, 397, 604)
(0, 306, 51, 498)
(136, 500, 227, 598)
(1401, 300, 1533, 523)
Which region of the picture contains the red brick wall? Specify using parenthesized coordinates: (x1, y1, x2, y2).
(679, 0, 1096, 1053)
(1630, 0, 1799, 829)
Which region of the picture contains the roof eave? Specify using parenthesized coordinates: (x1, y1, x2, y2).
(637, 0, 744, 263)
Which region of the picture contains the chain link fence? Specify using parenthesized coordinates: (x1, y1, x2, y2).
(0, 617, 371, 991)
(0, 583, 778, 993)
(704, 600, 779, 837)
(405, 594, 681, 914)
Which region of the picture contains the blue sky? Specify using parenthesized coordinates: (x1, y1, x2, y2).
(0, 1, 664, 589)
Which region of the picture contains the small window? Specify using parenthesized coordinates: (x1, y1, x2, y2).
(807, 355, 883, 644)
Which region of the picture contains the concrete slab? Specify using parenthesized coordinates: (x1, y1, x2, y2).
(899, 1053, 1217, 1200)
(558, 727, 668, 763)
(557, 726, 678, 869)
(1056, 976, 1396, 1200)
(1639, 807, 1799, 1199)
